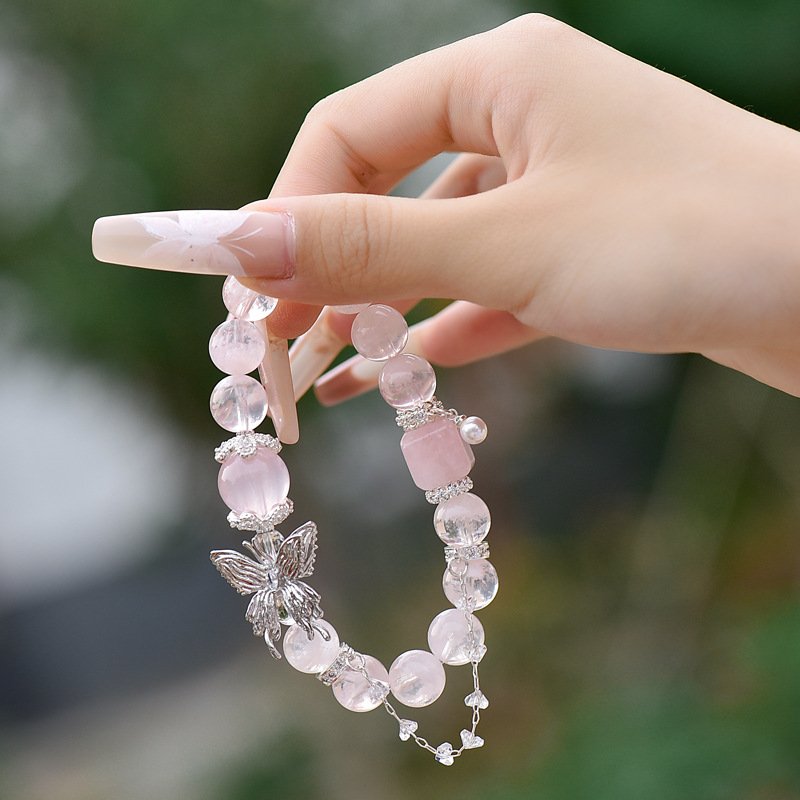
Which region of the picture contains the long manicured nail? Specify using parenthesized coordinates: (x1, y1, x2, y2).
(92, 209, 295, 278)
(289, 309, 349, 402)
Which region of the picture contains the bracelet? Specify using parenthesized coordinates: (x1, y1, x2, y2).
(207, 280, 496, 765)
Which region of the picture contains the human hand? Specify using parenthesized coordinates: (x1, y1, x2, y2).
(93, 14, 800, 398)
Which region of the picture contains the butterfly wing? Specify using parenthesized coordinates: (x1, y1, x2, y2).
(210, 549, 268, 595)
(276, 521, 318, 580)
(280, 580, 323, 639)
(246, 590, 282, 658)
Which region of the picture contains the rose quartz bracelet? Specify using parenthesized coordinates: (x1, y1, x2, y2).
(208, 279, 496, 765)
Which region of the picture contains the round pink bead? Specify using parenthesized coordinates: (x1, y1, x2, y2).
(209, 319, 266, 374)
(209, 375, 268, 432)
(389, 649, 446, 708)
(351, 304, 408, 361)
(378, 354, 436, 409)
(427, 608, 485, 666)
(332, 655, 389, 713)
(217, 449, 290, 516)
(222, 276, 278, 321)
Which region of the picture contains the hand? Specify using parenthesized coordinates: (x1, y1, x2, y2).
(92, 14, 800, 399)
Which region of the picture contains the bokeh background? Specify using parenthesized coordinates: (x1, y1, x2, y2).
(2, 1, 799, 798)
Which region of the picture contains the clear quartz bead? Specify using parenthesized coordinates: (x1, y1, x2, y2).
(442, 558, 499, 610)
(379, 354, 436, 409)
(282, 620, 340, 674)
(209, 319, 266, 374)
(427, 608, 485, 666)
(331, 655, 390, 712)
(388, 649, 446, 708)
(222, 276, 278, 321)
(210, 375, 268, 432)
(433, 493, 491, 546)
(351, 304, 409, 361)
(217, 449, 290, 516)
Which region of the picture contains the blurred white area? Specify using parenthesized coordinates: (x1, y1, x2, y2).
(0, 279, 190, 607)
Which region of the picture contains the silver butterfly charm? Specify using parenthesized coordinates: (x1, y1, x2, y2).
(210, 521, 324, 659)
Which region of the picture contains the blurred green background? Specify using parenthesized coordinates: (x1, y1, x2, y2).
(1, 1, 799, 798)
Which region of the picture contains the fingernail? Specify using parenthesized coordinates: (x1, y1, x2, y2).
(92, 209, 295, 278)
(257, 321, 299, 444)
(314, 355, 382, 406)
(289, 309, 349, 401)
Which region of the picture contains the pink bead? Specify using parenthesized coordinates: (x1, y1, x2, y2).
(388, 650, 446, 708)
(222, 276, 277, 321)
(401, 417, 475, 490)
(351, 304, 408, 361)
(217, 449, 290, 516)
(209, 319, 266, 374)
(332, 655, 390, 712)
(378, 354, 436, 409)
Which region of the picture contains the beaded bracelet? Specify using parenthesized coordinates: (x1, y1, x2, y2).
(207, 280, 496, 765)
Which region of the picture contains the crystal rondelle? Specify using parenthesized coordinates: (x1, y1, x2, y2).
(433, 493, 491, 546)
(209, 318, 266, 375)
(283, 620, 340, 674)
(442, 558, 499, 610)
(222, 276, 278, 321)
(388, 650, 446, 708)
(210, 375, 268, 432)
(427, 608, 485, 666)
(332, 655, 390, 713)
(379, 354, 436, 409)
(217, 449, 290, 516)
(351, 304, 409, 361)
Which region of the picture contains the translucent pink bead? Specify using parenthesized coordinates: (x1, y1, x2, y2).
(442, 558, 498, 611)
(332, 655, 389, 712)
(401, 417, 475, 490)
(283, 620, 340, 674)
(217, 449, 290, 516)
(389, 649, 446, 708)
(209, 375, 268, 432)
(351, 304, 408, 361)
(433, 493, 491, 546)
(427, 609, 485, 666)
(222, 276, 278, 321)
(209, 319, 266, 374)
(379, 354, 436, 409)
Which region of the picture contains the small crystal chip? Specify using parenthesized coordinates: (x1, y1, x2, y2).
(367, 680, 390, 705)
(425, 477, 474, 505)
(434, 742, 455, 766)
(468, 643, 488, 663)
(398, 719, 418, 741)
(464, 690, 489, 710)
(460, 729, 484, 749)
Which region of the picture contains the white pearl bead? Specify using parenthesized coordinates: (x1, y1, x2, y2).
(459, 416, 488, 445)
(389, 650, 446, 708)
(433, 493, 491, 546)
(332, 655, 389, 712)
(282, 620, 340, 674)
(442, 558, 499, 610)
(427, 608, 485, 666)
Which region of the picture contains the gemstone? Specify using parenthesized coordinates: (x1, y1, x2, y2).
(379, 354, 436, 409)
(443, 558, 498, 610)
(464, 689, 489, 709)
(434, 492, 491, 546)
(351, 304, 409, 361)
(398, 719, 418, 741)
(217, 449, 290, 516)
(210, 375, 268, 432)
(331, 655, 390, 712)
(389, 650, 446, 708)
(401, 417, 475, 491)
(459, 415, 488, 445)
(427, 608, 485, 666)
(434, 743, 455, 766)
(282, 620, 340, 674)
(209, 319, 266, 374)
(468, 643, 488, 663)
(222, 275, 278, 320)
(460, 729, 484, 749)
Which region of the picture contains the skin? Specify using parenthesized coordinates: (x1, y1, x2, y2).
(232, 15, 800, 397)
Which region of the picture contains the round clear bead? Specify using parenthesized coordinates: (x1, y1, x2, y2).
(378, 354, 436, 409)
(332, 655, 389, 712)
(433, 493, 491, 546)
(333, 303, 371, 315)
(427, 608, 485, 666)
(209, 319, 266, 374)
(388, 650, 446, 708)
(351, 304, 409, 361)
(442, 558, 499, 610)
(210, 375, 268, 432)
(282, 620, 340, 674)
(222, 276, 278, 321)
(459, 415, 488, 445)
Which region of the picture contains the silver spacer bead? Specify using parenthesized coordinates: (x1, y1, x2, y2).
(318, 643, 356, 685)
(396, 397, 462, 432)
(425, 477, 473, 504)
(444, 541, 490, 563)
(227, 499, 294, 532)
(215, 432, 282, 463)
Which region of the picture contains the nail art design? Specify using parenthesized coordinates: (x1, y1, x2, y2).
(92, 210, 295, 277)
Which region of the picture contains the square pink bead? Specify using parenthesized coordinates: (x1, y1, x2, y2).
(400, 417, 475, 490)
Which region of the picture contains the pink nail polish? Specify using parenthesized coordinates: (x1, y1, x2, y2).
(92, 210, 295, 278)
